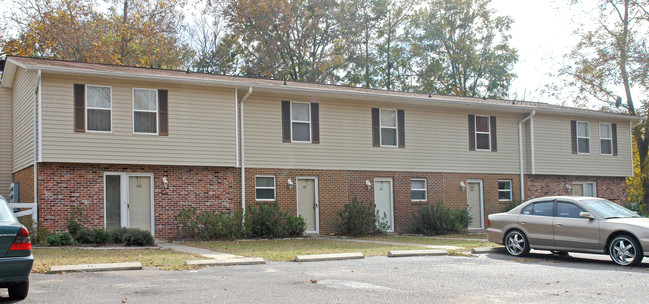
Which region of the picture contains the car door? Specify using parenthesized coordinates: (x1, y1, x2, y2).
(518, 201, 555, 247)
(553, 201, 600, 250)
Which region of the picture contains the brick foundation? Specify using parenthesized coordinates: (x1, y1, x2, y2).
(13, 165, 34, 204)
(525, 175, 627, 204)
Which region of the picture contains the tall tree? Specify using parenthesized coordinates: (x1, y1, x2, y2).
(224, 0, 344, 83)
(1, 0, 193, 69)
(376, 0, 412, 91)
(408, 0, 517, 98)
(191, 0, 240, 74)
(560, 0, 649, 209)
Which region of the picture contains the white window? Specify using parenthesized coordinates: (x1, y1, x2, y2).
(133, 89, 158, 134)
(255, 176, 276, 201)
(291, 102, 311, 142)
(577, 121, 590, 154)
(475, 115, 491, 150)
(572, 182, 596, 197)
(380, 109, 397, 147)
(86, 85, 112, 132)
(498, 180, 512, 201)
(411, 179, 427, 201)
(600, 123, 612, 155)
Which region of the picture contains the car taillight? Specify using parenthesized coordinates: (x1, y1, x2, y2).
(9, 226, 31, 251)
(487, 218, 491, 228)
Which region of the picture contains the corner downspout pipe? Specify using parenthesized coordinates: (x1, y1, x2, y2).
(518, 111, 536, 201)
(34, 70, 42, 228)
(239, 87, 253, 224)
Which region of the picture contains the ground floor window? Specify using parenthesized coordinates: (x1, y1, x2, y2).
(571, 182, 596, 197)
(498, 180, 512, 201)
(410, 178, 427, 201)
(255, 176, 276, 201)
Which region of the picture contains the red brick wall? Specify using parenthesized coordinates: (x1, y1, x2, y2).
(525, 175, 627, 203)
(37, 163, 236, 239)
(13, 165, 34, 203)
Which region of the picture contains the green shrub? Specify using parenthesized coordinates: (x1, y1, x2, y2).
(91, 229, 110, 245)
(175, 208, 199, 237)
(247, 202, 285, 238)
(500, 199, 523, 212)
(108, 228, 129, 244)
(338, 197, 379, 236)
(45, 233, 73, 246)
(66, 206, 84, 237)
(122, 228, 155, 246)
(412, 202, 470, 235)
(283, 215, 307, 237)
(73, 228, 95, 244)
(175, 208, 247, 240)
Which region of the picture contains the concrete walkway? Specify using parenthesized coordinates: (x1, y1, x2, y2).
(157, 241, 243, 260)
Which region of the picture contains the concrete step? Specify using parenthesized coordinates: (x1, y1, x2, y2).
(186, 257, 266, 266)
(49, 262, 143, 274)
(295, 252, 364, 262)
(387, 249, 448, 257)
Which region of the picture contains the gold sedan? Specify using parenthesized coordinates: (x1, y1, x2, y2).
(486, 196, 649, 266)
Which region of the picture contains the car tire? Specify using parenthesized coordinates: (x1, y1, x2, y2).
(609, 235, 643, 267)
(504, 230, 530, 257)
(8, 280, 29, 300)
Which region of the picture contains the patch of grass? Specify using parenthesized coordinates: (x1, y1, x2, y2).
(183, 239, 423, 261)
(32, 248, 202, 273)
(357, 235, 496, 250)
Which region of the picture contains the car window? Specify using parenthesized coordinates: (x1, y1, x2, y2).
(557, 202, 585, 218)
(521, 204, 533, 215)
(532, 201, 554, 217)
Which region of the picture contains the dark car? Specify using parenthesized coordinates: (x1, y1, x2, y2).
(0, 195, 34, 300)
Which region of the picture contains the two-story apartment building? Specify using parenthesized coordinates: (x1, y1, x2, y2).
(0, 57, 639, 239)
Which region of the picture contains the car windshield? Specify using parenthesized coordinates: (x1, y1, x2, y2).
(0, 197, 16, 221)
(580, 199, 640, 219)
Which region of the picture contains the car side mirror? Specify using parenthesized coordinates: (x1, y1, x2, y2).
(579, 212, 594, 219)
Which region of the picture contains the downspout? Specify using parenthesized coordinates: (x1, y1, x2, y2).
(235, 89, 239, 167)
(34, 70, 42, 226)
(239, 87, 253, 224)
(518, 111, 535, 201)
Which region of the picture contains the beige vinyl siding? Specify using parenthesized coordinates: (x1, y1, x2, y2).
(533, 114, 632, 176)
(244, 93, 522, 173)
(0, 87, 12, 198)
(40, 74, 236, 166)
(12, 68, 37, 172)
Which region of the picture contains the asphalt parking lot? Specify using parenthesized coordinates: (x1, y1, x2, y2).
(3, 248, 649, 303)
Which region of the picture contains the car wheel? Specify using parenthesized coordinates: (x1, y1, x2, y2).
(609, 235, 643, 267)
(8, 281, 29, 300)
(505, 230, 530, 257)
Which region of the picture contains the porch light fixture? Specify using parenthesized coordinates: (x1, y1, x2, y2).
(365, 180, 372, 190)
(460, 182, 466, 191)
(162, 177, 169, 189)
(566, 184, 572, 192)
(288, 178, 294, 189)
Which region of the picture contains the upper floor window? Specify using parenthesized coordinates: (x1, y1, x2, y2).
(498, 180, 512, 201)
(133, 88, 158, 134)
(600, 123, 612, 155)
(86, 85, 112, 132)
(291, 101, 311, 142)
(411, 178, 427, 201)
(576, 121, 590, 154)
(380, 109, 398, 147)
(255, 176, 276, 201)
(468, 114, 497, 152)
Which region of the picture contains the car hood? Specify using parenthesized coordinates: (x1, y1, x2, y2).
(604, 217, 649, 229)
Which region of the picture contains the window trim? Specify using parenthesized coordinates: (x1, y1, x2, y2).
(474, 115, 491, 151)
(132, 88, 159, 135)
(599, 123, 613, 156)
(380, 108, 398, 147)
(576, 121, 590, 154)
(498, 180, 512, 201)
(85, 84, 113, 133)
(255, 175, 276, 201)
(410, 178, 427, 202)
(290, 101, 312, 143)
(572, 181, 597, 197)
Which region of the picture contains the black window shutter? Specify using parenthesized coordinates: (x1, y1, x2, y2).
(311, 102, 319, 144)
(158, 90, 169, 136)
(490, 116, 497, 152)
(570, 120, 577, 154)
(372, 108, 380, 147)
(612, 123, 618, 156)
(397, 109, 405, 148)
(282, 100, 291, 142)
(468, 114, 475, 151)
(74, 84, 85, 132)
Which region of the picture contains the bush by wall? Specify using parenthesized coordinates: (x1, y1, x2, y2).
(45, 232, 73, 246)
(338, 197, 384, 236)
(412, 202, 470, 235)
(58, 206, 155, 246)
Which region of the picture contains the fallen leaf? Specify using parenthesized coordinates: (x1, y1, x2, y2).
(311, 279, 318, 283)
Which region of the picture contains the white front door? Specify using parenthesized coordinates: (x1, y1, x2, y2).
(374, 178, 394, 232)
(297, 177, 318, 233)
(105, 173, 154, 235)
(467, 180, 484, 230)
